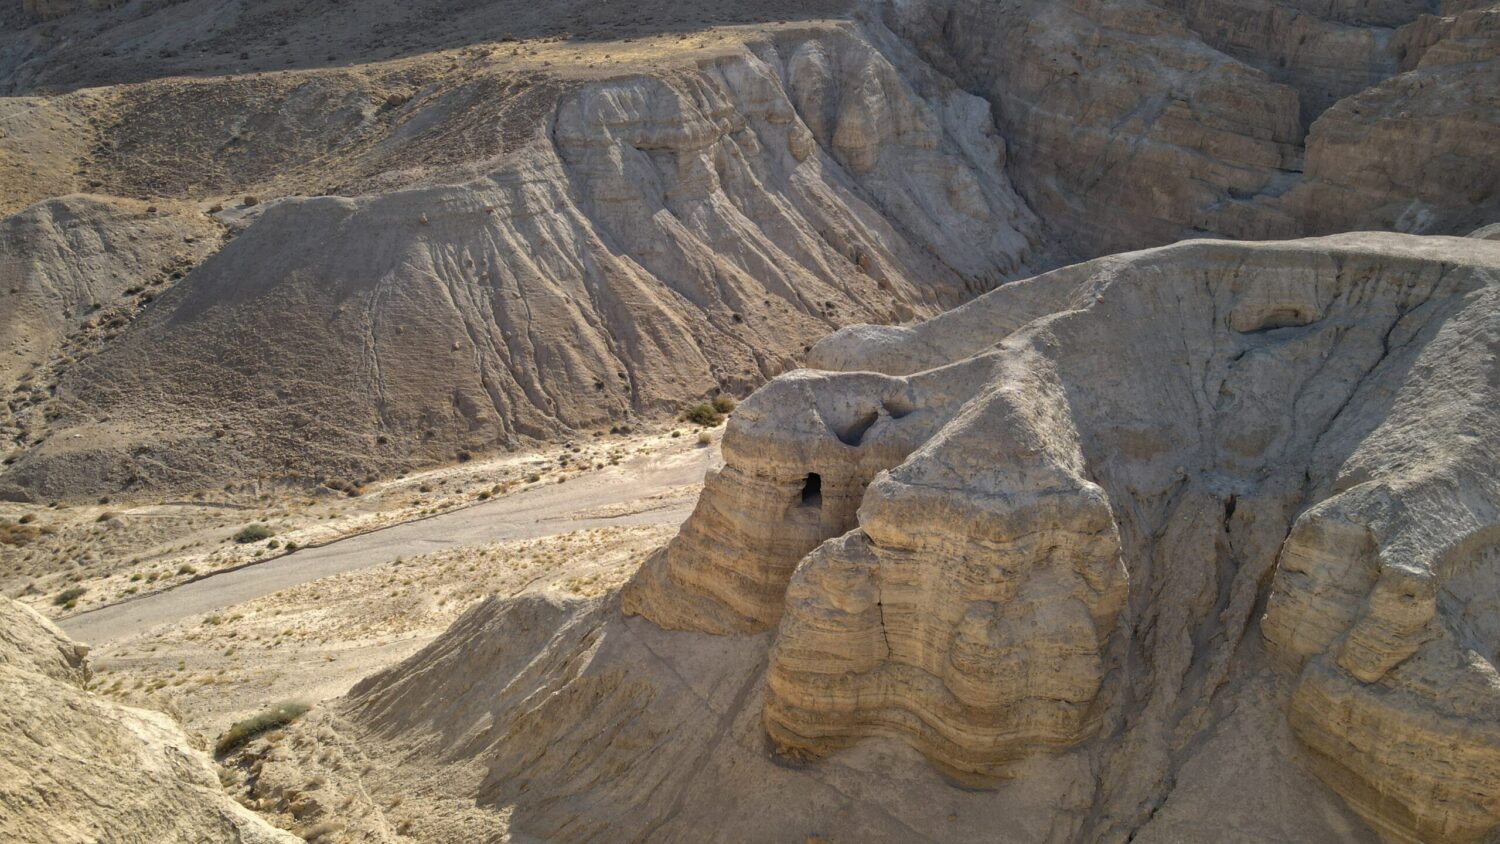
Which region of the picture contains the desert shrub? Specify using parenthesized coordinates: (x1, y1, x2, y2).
(284, 541, 299, 552)
(233, 524, 274, 544)
(682, 402, 723, 427)
(0, 523, 40, 547)
(712, 395, 737, 414)
(456, 450, 472, 463)
(697, 431, 713, 446)
(177, 564, 197, 575)
(53, 586, 86, 606)
(214, 700, 310, 756)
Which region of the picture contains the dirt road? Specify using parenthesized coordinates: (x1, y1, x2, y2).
(64, 444, 714, 645)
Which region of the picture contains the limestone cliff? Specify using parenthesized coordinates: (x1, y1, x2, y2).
(254, 233, 1500, 843)
(625, 232, 1500, 840)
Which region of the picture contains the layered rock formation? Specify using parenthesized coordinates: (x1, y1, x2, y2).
(254, 233, 1500, 843)
(0, 597, 296, 843)
(2, 0, 1496, 499)
(627, 231, 1500, 837)
(888, 0, 1500, 254)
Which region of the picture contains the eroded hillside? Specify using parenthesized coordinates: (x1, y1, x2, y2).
(1, 0, 1496, 501)
(252, 232, 1500, 843)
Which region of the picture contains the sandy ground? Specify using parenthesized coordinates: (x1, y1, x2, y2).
(21, 428, 715, 745)
(4, 428, 720, 746)
(3, 428, 710, 619)
(84, 523, 680, 740)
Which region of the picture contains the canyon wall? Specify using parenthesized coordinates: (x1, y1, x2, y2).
(0, 597, 297, 843)
(623, 232, 1500, 840)
(265, 232, 1500, 843)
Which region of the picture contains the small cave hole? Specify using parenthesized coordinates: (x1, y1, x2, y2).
(799, 473, 822, 508)
(834, 410, 879, 446)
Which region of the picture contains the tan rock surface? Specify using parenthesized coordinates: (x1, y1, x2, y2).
(244, 232, 1500, 843)
(0, 597, 297, 844)
(637, 231, 1500, 839)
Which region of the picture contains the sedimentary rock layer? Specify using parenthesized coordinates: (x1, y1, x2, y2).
(627, 232, 1500, 839)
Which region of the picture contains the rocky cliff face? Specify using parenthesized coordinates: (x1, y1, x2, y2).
(633, 230, 1500, 839)
(257, 233, 1500, 843)
(625, 232, 1500, 841)
(0, 597, 297, 843)
(887, 0, 1499, 254)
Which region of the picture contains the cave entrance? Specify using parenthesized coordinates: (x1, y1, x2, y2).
(799, 472, 822, 508)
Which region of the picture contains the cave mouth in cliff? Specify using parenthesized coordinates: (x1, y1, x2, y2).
(799, 473, 823, 508)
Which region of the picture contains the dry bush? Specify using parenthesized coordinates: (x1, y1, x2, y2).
(232, 523, 274, 543)
(215, 700, 311, 756)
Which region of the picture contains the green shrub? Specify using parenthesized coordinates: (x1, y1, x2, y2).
(711, 395, 737, 414)
(682, 403, 723, 427)
(53, 586, 86, 606)
(177, 564, 197, 576)
(233, 524, 274, 544)
(214, 700, 310, 756)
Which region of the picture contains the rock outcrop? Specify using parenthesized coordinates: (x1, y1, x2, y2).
(888, 0, 1500, 255)
(0, 597, 297, 843)
(257, 233, 1500, 843)
(628, 232, 1500, 838)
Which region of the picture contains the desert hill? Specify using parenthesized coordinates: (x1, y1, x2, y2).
(1, 0, 1496, 500)
(237, 231, 1500, 843)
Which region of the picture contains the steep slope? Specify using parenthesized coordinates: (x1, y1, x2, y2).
(0, 23, 1043, 500)
(247, 232, 1500, 843)
(887, 0, 1499, 254)
(0, 597, 297, 843)
(0, 196, 221, 456)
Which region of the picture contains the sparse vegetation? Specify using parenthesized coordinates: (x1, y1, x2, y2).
(233, 524, 275, 544)
(53, 586, 87, 607)
(0, 522, 41, 546)
(214, 700, 311, 755)
(682, 402, 723, 426)
(712, 394, 737, 414)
